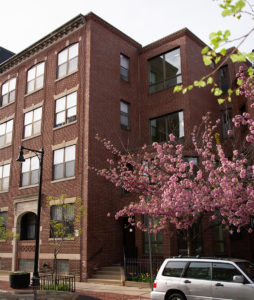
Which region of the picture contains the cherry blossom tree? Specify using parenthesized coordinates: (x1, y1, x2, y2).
(92, 111, 254, 255)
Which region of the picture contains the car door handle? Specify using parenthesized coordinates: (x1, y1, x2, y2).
(215, 283, 224, 287)
(184, 280, 191, 284)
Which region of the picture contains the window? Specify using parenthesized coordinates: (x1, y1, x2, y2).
(26, 62, 45, 93)
(0, 119, 13, 147)
(120, 101, 130, 129)
(120, 54, 129, 81)
(19, 259, 34, 271)
(0, 212, 7, 239)
(214, 223, 225, 254)
(150, 111, 184, 143)
(222, 108, 233, 137)
(20, 212, 36, 240)
(21, 156, 39, 187)
(148, 48, 181, 93)
(212, 263, 241, 282)
(55, 92, 77, 127)
(219, 65, 229, 94)
(57, 260, 69, 273)
(50, 204, 74, 238)
(57, 43, 78, 78)
(162, 261, 187, 277)
(143, 216, 163, 255)
(53, 145, 75, 180)
(0, 164, 10, 192)
(24, 107, 42, 138)
(184, 262, 211, 280)
(1, 78, 16, 107)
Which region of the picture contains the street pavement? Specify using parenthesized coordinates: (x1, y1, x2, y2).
(0, 272, 151, 300)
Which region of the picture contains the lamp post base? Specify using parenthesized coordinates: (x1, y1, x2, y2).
(31, 275, 40, 287)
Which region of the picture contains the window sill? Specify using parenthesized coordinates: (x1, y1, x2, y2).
(0, 144, 12, 150)
(55, 70, 78, 83)
(53, 120, 77, 131)
(22, 133, 41, 142)
(25, 87, 44, 97)
(19, 184, 39, 190)
(0, 190, 9, 194)
(48, 237, 74, 241)
(51, 176, 76, 184)
(0, 101, 15, 110)
(121, 125, 130, 131)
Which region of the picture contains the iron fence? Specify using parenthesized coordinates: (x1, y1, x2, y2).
(40, 274, 75, 292)
(124, 257, 163, 282)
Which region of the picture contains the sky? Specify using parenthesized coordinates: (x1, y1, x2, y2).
(1, 0, 253, 55)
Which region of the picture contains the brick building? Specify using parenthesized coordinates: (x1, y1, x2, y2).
(0, 12, 253, 281)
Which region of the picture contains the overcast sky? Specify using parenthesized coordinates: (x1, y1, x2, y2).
(1, 0, 253, 54)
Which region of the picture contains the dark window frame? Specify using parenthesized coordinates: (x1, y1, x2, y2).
(120, 53, 130, 81)
(148, 47, 182, 94)
(221, 108, 233, 138)
(120, 100, 130, 129)
(150, 110, 184, 143)
(218, 65, 229, 94)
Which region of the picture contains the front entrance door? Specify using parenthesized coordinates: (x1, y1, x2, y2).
(123, 217, 136, 258)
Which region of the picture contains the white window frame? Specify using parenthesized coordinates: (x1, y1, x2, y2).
(57, 43, 79, 79)
(55, 92, 77, 127)
(24, 107, 42, 138)
(0, 164, 10, 192)
(0, 119, 13, 148)
(1, 78, 16, 107)
(21, 156, 39, 187)
(26, 62, 45, 94)
(53, 145, 76, 180)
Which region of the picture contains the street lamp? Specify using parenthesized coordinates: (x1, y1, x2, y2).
(17, 145, 44, 286)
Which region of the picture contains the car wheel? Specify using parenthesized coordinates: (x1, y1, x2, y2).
(168, 293, 185, 300)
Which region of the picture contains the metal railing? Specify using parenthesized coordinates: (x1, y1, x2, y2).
(40, 274, 75, 292)
(124, 257, 163, 282)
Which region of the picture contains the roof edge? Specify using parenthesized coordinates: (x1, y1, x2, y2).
(0, 14, 86, 74)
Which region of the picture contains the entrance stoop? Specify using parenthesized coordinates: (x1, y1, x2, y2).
(88, 265, 124, 286)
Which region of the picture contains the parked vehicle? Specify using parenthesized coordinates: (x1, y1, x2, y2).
(151, 257, 254, 300)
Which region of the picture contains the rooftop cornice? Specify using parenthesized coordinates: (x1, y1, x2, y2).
(85, 12, 142, 49)
(141, 27, 207, 54)
(0, 14, 86, 74)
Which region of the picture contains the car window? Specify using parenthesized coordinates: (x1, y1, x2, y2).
(212, 263, 242, 282)
(184, 262, 211, 280)
(162, 261, 187, 277)
(236, 262, 254, 282)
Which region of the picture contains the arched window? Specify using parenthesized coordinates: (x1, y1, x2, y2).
(20, 212, 36, 240)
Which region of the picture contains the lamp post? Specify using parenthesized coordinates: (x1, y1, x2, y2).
(17, 145, 44, 286)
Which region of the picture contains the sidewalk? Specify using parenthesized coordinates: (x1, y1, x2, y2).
(0, 273, 151, 300)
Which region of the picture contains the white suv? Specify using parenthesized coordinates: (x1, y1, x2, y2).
(151, 257, 254, 300)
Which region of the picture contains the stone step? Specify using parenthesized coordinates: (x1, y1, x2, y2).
(96, 270, 120, 276)
(92, 273, 120, 280)
(87, 278, 122, 286)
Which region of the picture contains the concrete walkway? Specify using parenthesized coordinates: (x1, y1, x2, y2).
(0, 272, 151, 300)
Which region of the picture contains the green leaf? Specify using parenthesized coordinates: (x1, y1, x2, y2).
(235, 89, 240, 96)
(182, 88, 187, 94)
(214, 88, 223, 96)
(230, 53, 247, 62)
(218, 98, 225, 104)
(201, 46, 209, 54)
(220, 48, 227, 56)
(188, 85, 193, 90)
(228, 88, 233, 96)
(203, 55, 213, 66)
(207, 77, 214, 85)
(215, 57, 221, 64)
(173, 85, 183, 93)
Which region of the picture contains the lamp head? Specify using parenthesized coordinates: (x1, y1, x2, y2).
(16, 147, 25, 162)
